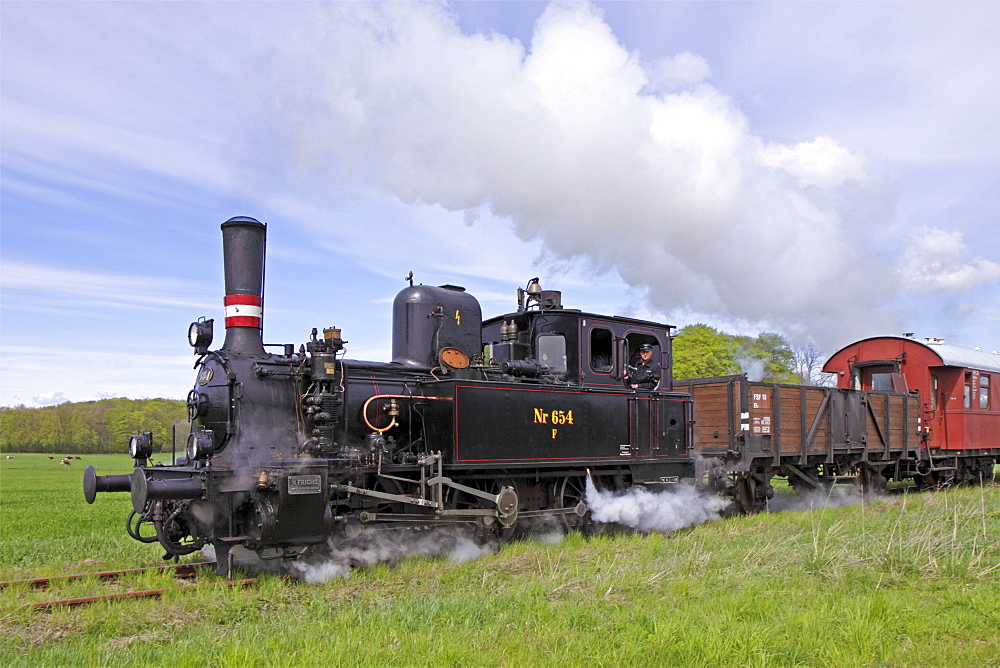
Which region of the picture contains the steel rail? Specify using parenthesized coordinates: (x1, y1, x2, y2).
(0, 561, 216, 589)
(25, 578, 257, 609)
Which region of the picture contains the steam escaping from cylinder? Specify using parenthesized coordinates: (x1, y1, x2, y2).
(220, 216, 267, 358)
(585, 477, 729, 534)
(768, 484, 863, 512)
(285, 527, 498, 584)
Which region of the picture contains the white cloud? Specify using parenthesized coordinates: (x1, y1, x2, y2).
(645, 52, 712, 93)
(896, 226, 1000, 294)
(259, 1, 896, 346)
(759, 136, 866, 190)
(1, 346, 194, 407)
(32, 391, 70, 407)
(1, 261, 211, 312)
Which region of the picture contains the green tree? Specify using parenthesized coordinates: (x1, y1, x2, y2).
(673, 325, 798, 383)
(733, 331, 797, 383)
(0, 399, 185, 453)
(672, 324, 740, 379)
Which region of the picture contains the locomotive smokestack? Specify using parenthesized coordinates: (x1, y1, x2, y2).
(221, 216, 267, 357)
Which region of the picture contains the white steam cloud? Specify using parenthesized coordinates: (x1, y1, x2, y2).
(585, 477, 729, 533)
(259, 1, 962, 346)
(287, 527, 497, 584)
(768, 485, 863, 512)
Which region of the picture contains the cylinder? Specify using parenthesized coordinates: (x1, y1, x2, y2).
(83, 465, 132, 504)
(220, 216, 267, 357)
(131, 469, 205, 513)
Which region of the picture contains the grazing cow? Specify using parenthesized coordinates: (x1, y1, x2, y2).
(48, 456, 54, 460)
(60, 459, 71, 466)
(5, 456, 13, 460)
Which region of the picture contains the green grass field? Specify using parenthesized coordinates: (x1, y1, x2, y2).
(2, 453, 998, 666)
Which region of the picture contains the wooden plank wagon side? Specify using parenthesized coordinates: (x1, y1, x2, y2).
(673, 375, 922, 512)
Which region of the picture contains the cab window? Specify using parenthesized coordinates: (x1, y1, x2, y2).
(590, 328, 613, 372)
(537, 334, 567, 375)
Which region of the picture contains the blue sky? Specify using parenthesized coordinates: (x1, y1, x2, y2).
(2, 0, 998, 407)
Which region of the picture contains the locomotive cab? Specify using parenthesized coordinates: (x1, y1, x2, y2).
(482, 280, 674, 391)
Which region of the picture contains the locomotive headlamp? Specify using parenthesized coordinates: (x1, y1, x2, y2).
(186, 430, 215, 460)
(128, 432, 153, 459)
(188, 318, 214, 354)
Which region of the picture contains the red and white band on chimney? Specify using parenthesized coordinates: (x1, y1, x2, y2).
(224, 294, 262, 328)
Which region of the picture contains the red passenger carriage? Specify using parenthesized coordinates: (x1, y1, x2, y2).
(823, 335, 999, 482)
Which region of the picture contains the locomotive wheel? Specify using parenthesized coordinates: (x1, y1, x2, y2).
(372, 476, 406, 515)
(553, 475, 589, 532)
(446, 477, 518, 542)
(583, 474, 631, 535)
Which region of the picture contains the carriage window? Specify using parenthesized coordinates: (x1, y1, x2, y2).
(931, 375, 939, 411)
(964, 374, 972, 409)
(537, 334, 567, 375)
(590, 328, 613, 372)
(871, 373, 893, 391)
(860, 364, 894, 390)
(981, 375, 991, 410)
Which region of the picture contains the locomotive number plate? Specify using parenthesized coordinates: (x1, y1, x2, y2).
(288, 475, 322, 495)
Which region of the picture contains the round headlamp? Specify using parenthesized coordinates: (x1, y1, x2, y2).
(128, 432, 153, 459)
(186, 430, 215, 460)
(188, 318, 214, 353)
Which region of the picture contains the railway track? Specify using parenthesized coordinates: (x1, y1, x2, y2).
(0, 562, 256, 610)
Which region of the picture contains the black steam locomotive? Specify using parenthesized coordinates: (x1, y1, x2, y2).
(85, 217, 696, 574)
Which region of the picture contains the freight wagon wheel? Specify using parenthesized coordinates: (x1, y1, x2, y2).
(858, 466, 887, 496)
(553, 475, 589, 532)
(732, 474, 771, 514)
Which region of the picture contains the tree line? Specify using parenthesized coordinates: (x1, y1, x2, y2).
(672, 324, 831, 386)
(0, 398, 186, 455)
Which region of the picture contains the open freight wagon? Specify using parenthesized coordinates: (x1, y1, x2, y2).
(672, 375, 922, 513)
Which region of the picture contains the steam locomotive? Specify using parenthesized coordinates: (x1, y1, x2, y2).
(84, 217, 998, 575)
(85, 217, 695, 575)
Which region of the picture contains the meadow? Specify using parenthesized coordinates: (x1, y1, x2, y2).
(1, 453, 998, 666)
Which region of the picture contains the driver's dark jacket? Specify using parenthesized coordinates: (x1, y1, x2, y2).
(629, 360, 660, 390)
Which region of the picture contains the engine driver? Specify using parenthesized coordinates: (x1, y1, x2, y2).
(626, 343, 660, 390)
